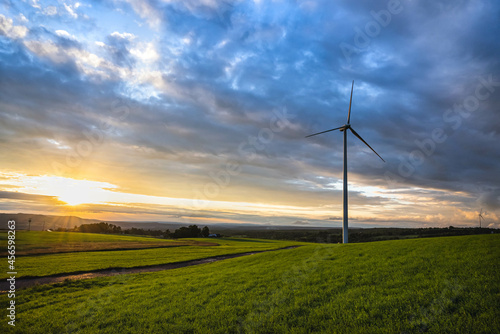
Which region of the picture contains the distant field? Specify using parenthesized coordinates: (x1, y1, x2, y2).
(1, 234, 498, 333)
(0, 233, 301, 279)
(0, 231, 215, 256)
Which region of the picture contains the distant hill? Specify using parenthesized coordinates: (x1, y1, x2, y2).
(0, 213, 495, 243)
(0, 213, 183, 231)
(0, 213, 316, 232)
(0, 213, 101, 231)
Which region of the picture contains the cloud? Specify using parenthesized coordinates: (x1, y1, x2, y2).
(479, 190, 500, 211)
(63, 3, 78, 19)
(0, 190, 62, 205)
(293, 220, 310, 225)
(0, 14, 28, 39)
(43, 6, 58, 16)
(55, 29, 75, 40)
(23, 39, 118, 79)
(121, 0, 163, 28)
(100, 31, 137, 68)
(111, 31, 135, 40)
(130, 42, 159, 63)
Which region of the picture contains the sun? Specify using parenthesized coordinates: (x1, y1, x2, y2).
(57, 189, 99, 206)
(7, 175, 118, 206)
(47, 177, 116, 206)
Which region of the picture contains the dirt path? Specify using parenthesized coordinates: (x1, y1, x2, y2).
(0, 246, 299, 292)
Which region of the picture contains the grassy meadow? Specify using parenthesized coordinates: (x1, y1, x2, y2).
(0, 231, 214, 256)
(1, 233, 499, 333)
(0, 232, 301, 279)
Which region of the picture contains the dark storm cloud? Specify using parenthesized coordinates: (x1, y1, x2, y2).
(478, 190, 500, 211)
(269, 1, 500, 207)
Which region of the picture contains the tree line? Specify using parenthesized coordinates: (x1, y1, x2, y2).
(58, 223, 213, 239)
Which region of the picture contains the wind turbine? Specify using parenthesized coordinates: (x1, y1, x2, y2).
(479, 209, 485, 228)
(306, 80, 385, 244)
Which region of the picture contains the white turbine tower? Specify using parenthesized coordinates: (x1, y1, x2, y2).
(479, 209, 485, 228)
(306, 81, 385, 244)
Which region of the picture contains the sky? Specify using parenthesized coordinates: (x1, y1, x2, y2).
(0, 0, 499, 228)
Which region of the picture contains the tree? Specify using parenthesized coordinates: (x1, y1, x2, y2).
(162, 229, 171, 238)
(77, 222, 121, 234)
(201, 226, 210, 237)
(173, 225, 202, 238)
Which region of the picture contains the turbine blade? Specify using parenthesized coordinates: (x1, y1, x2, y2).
(347, 80, 354, 124)
(349, 127, 385, 162)
(305, 126, 344, 138)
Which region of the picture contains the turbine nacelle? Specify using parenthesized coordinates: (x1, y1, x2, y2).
(305, 82, 384, 162)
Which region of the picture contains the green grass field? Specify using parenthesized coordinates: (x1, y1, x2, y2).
(0, 233, 300, 279)
(0, 231, 214, 256)
(1, 234, 498, 333)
